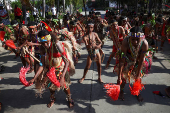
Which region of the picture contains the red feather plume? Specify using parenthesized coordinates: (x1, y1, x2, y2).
(104, 83, 120, 101)
(130, 79, 144, 96)
(19, 67, 33, 87)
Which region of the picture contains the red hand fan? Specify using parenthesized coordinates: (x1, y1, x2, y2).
(0, 31, 5, 41)
(5, 40, 16, 49)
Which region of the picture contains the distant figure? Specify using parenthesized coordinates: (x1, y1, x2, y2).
(51, 5, 57, 19)
(33, 7, 38, 22)
(45, 5, 49, 16)
(26, 11, 30, 25)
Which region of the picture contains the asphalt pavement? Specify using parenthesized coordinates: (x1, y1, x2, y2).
(0, 37, 170, 113)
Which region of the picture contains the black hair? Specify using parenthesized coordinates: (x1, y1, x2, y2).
(140, 13, 144, 16)
(111, 19, 118, 23)
(27, 21, 37, 27)
(158, 14, 163, 18)
(95, 12, 101, 16)
(38, 30, 50, 37)
(130, 26, 143, 33)
(11, 20, 18, 25)
(69, 21, 76, 25)
(87, 20, 94, 25)
(148, 12, 152, 17)
(156, 17, 163, 24)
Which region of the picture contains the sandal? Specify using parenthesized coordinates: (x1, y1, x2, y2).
(66, 94, 74, 108)
(68, 99, 74, 108)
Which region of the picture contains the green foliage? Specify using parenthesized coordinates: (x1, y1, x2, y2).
(78, 8, 82, 13)
(48, 12, 52, 16)
(52, 19, 59, 25)
(30, 14, 34, 21)
(9, 13, 15, 21)
(58, 13, 65, 19)
(11, 0, 22, 9)
(4, 25, 14, 40)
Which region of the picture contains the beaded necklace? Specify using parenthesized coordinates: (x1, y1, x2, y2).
(128, 37, 142, 61)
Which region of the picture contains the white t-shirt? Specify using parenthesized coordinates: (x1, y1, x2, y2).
(33, 7, 38, 15)
(51, 7, 56, 15)
(26, 11, 30, 17)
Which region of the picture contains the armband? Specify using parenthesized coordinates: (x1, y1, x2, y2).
(39, 62, 43, 66)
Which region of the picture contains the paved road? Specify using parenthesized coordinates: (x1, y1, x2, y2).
(0, 37, 170, 113)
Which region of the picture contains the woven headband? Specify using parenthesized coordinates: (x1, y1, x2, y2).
(129, 32, 144, 38)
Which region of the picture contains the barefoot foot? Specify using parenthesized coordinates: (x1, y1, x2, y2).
(136, 94, 143, 102)
(47, 100, 55, 108)
(68, 99, 74, 108)
(98, 78, 103, 84)
(79, 78, 85, 83)
(119, 91, 125, 101)
(105, 62, 109, 69)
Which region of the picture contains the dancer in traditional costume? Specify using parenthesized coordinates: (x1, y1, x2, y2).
(121, 16, 132, 35)
(115, 26, 152, 101)
(26, 21, 41, 73)
(94, 12, 108, 47)
(59, 28, 81, 65)
(28, 30, 75, 108)
(105, 19, 125, 69)
(79, 21, 103, 84)
(143, 13, 157, 59)
(11, 20, 33, 69)
(154, 17, 166, 51)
